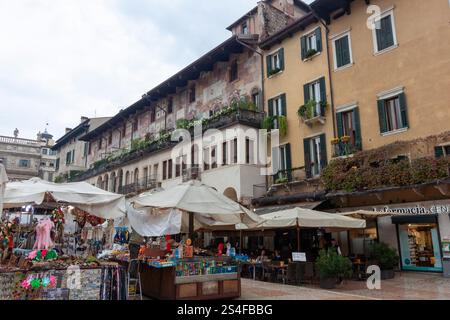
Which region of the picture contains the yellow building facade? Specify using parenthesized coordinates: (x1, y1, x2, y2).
(261, 0, 450, 184)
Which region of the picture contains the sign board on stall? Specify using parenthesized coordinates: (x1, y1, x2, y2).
(292, 252, 307, 262)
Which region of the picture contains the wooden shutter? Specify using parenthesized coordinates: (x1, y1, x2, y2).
(398, 93, 409, 128)
(377, 100, 388, 134)
(319, 77, 326, 104)
(353, 107, 363, 151)
(303, 83, 310, 104)
(268, 98, 274, 117)
(266, 55, 272, 77)
(435, 146, 445, 159)
(279, 48, 285, 71)
(280, 94, 287, 116)
(303, 138, 312, 179)
(315, 27, 322, 52)
(301, 36, 307, 60)
(336, 112, 344, 138)
(286, 144, 292, 181)
(319, 134, 328, 172)
(272, 146, 280, 181)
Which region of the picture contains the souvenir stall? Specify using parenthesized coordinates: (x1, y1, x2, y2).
(126, 181, 263, 300)
(0, 178, 128, 300)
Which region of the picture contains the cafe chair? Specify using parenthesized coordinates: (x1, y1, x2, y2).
(127, 259, 142, 300)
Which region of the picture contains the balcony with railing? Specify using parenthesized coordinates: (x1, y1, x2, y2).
(72, 108, 264, 183)
(118, 175, 160, 195)
(297, 100, 327, 126)
(332, 136, 362, 158)
(0, 135, 40, 147)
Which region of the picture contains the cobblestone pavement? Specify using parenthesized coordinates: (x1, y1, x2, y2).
(239, 272, 450, 300)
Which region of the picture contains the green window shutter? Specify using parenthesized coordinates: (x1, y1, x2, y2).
(300, 36, 307, 60)
(303, 138, 312, 179)
(319, 134, 328, 171)
(285, 144, 292, 181)
(266, 55, 272, 77)
(279, 48, 285, 71)
(353, 107, 363, 151)
(377, 100, 388, 134)
(319, 77, 326, 103)
(303, 83, 310, 104)
(335, 37, 343, 67)
(398, 93, 409, 128)
(376, 16, 394, 51)
(315, 27, 322, 52)
(272, 146, 280, 181)
(336, 36, 350, 67)
(268, 99, 274, 117)
(336, 112, 344, 138)
(435, 146, 444, 159)
(280, 94, 287, 116)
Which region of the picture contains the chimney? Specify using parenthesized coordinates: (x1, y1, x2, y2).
(81, 116, 89, 123)
(65, 128, 72, 134)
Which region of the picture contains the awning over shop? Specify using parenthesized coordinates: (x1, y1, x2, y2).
(253, 201, 325, 216)
(339, 210, 395, 220)
(3, 178, 126, 219)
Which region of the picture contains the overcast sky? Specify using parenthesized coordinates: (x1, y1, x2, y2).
(0, 0, 312, 140)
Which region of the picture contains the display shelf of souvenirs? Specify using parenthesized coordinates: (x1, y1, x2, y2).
(174, 257, 238, 278)
(97, 244, 130, 262)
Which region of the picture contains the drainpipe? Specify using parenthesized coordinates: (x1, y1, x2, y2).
(306, 6, 337, 138)
(235, 36, 269, 192)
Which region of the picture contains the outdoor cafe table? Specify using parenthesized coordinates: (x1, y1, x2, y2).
(239, 261, 262, 280)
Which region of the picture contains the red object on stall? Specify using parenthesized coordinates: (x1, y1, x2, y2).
(217, 243, 224, 257)
(166, 235, 172, 252)
(8, 235, 14, 249)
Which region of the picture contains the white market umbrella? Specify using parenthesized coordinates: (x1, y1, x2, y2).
(3, 178, 126, 219)
(0, 163, 8, 214)
(255, 207, 366, 251)
(131, 180, 263, 232)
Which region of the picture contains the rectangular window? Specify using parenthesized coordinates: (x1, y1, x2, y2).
(372, 9, 397, 53)
(108, 132, 113, 145)
(162, 161, 167, 180)
(245, 138, 251, 164)
(252, 91, 260, 111)
(19, 159, 30, 168)
(273, 144, 292, 182)
(266, 48, 284, 77)
(66, 151, 71, 165)
(435, 145, 450, 158)
(42, 148, 48, 155)
(56, 158, 60, 171)
(175, 156, 181, 177)
(377, 91, 408, 134)
(203, 148, 210, 171)
(168, 97, 173, 114)
(304, 134, 327, 178)
(268, 94, 287, 129)
(211, 146, 217, 169)
(232, 138, 238, 164)
(168, 159, 173, 179)
(98, 139, 102, 150)
(188, 86, 196, 103)
(132, 119, 138, 133)
(150, 109, 156, 123)
(222, 141, 228, 166)
(301, 27, 322, 60)
(336, 107, 362, 156)
(303, 77, 326, 118)
(230, 60, 238, 82)
(241, 21, 249, 35)
(71, 149, 75, 163)
(333, 32, 353, 69)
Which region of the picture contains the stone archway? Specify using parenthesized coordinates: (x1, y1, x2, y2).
(223, 187, 238, 202)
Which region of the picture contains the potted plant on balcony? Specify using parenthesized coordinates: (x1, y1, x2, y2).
(369, 243, 399, 280)
(297, 100, 315, 121)
(275, 174, 289, 185)
(277, 115, 288, 137)
(304, 49, 318, 60)
(340, 135, 351, 144)
(331, 138, 340, 145)
(316, 249, 352, 289)
(262, 116, 274, 131)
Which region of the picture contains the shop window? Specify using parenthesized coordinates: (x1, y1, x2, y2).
(398, 223, 443, 272)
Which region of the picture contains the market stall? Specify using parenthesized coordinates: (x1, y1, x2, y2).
(126, 180, 261, 300)
(0, 178, 128, 300)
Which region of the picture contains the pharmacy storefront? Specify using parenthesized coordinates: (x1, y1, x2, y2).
(376, 201, 450, 273)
